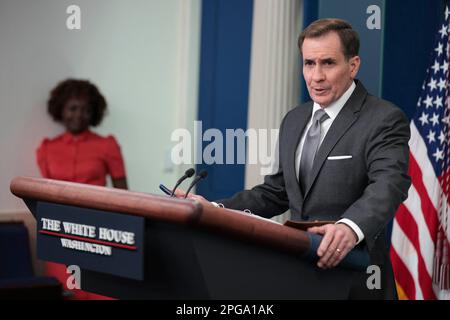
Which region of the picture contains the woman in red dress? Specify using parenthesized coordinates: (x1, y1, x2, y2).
(36, 79, 128, 299)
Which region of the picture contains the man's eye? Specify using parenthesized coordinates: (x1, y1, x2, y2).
(304, 61, 313, 66)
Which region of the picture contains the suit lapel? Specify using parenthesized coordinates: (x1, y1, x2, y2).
(303, 81, 368, 199)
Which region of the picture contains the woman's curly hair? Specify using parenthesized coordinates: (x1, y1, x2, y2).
(47, 79, 107, 126)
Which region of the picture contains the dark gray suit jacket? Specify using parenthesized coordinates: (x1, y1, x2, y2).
(219, 80, 411, 299)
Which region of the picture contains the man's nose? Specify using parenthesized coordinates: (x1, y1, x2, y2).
(312, 65, 325, 82)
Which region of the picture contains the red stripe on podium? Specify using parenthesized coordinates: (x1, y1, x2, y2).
(39, 230, 137, 251)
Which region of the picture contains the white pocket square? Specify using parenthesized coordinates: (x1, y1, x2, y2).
(327, 155, 352, 160)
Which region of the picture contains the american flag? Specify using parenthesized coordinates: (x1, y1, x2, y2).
(390, 6, 450, 300)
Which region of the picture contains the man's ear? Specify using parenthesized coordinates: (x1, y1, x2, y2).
(349, 56, 361, 78)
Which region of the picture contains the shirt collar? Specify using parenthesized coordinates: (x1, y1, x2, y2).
(312, 81, 356, 121)
(61, 129, 92, 143)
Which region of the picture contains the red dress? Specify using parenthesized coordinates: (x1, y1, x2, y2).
(36, 130, 126, 300)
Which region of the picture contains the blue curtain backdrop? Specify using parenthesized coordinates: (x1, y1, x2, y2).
(196, 0, 253, 200)
(382, 0, 445, 119)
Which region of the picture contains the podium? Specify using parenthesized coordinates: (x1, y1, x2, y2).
(10, 176, 363, 299)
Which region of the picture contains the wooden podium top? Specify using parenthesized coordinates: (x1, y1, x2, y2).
(10, 176, 310, 256)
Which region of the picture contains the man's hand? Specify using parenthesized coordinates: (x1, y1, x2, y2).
(307, 223, 357, 269)
(173, 189, 215, 208)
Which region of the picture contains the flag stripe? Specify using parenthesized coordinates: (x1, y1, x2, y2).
(395, 204, 436, 299)
(408, 153, 439, 242)
(402, 184, 436, 276)
(391, 246, 415, 299)
(391, 218, 423, 300)
(409, 122, 441, 212)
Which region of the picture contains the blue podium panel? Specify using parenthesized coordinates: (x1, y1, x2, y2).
(36, 202, 145, 280)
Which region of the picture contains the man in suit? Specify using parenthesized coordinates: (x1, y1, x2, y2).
(183, 18, 411, 299)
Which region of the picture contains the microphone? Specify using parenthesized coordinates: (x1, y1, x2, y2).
(171, 168, 195, 197)
(184, 170, 208, 198)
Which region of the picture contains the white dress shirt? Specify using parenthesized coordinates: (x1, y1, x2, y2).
(295, 81, 364, 244)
